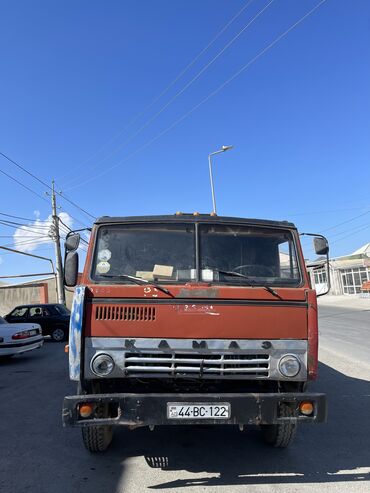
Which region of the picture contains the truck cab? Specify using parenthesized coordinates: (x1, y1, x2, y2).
(62, 214, 328, 452)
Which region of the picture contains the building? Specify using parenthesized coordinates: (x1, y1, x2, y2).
(308, 242, 370, 296)
(0, 275, 80, 316)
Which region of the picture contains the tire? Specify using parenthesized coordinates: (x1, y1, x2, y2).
(261, 403, 297, 448)
(82, 425, 113, 453)
(78, 383, 113, 453)
(51, 326, 67, 342)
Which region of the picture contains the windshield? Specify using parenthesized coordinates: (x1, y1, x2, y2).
(92, 223, 196, 283)
(91, 222, 301, 287)
(200, 224, 300, 286)
(0, 316, 6, 324)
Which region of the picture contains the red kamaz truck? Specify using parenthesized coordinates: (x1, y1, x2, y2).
(62, 214, 329, 452)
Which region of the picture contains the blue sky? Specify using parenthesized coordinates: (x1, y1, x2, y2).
(1, 0, 370, 280)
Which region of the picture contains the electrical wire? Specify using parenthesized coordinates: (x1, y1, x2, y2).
(329, 223, 370, 245)
(0, 157, 94, 232)
(319, 209, 370, 234)
(0, 151, 95, 220)
(66, 0, 328, 191)
(0, 235, 44, 239)
(287, 206, 368, 217)
(58, 216, 89, 245)
(57, 0, 256, 184)
(9, 238, 51, 247)
(62, 0, 274, 189)
(0, 221, 49, 236)
(0, 212, 36, 222)
(0, 167, 49, 204)
(0, 218, 50, 229)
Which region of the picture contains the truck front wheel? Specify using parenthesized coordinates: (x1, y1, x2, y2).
(82, 425, 113, 452)
(261, 404, 297, 448)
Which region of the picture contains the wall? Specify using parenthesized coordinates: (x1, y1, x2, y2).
(0, 278, 76, 315)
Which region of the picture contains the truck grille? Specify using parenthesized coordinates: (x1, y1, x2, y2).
(95, 305, 156, 322)
(123, 352, 269, 377)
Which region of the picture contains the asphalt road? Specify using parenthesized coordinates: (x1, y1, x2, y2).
(0, 300, 369, 493)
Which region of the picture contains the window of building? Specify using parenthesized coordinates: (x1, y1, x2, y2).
(341, 267, 370, 294)
(314, 269, 327, 284)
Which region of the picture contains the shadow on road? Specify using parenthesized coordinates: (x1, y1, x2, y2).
(112, 362, 370, 489)
(1, 347, 369, 492)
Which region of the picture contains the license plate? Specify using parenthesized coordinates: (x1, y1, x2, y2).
(29, 330, 37, 336)
(167, 402, 230, 419)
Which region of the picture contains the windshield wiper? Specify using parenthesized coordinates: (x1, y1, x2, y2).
(100, 274, 174, 297)
(213, 269, 283, 300)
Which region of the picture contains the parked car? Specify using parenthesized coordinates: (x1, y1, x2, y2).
(0, 316, 43, 357)
(4, 304, 70, 342)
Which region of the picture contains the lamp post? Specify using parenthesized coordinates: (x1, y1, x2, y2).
(208, 145, 233, 215)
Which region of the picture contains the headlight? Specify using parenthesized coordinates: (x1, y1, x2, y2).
(278, 355, 301, 377)
(91, 354, 115, 376)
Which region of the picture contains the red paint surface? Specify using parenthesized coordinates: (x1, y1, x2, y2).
(306, 289, 319, 380)
(83, 285, 309, 340)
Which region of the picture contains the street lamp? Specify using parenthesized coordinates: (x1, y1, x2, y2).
(208, 145, 233, 215)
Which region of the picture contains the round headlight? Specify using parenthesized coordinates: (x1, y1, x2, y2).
(278, 355, 301, 378)
(91, 354, 115, 376)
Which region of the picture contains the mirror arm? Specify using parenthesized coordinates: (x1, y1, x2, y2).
(300, 232, 331, 296)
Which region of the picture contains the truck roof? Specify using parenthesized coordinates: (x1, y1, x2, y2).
(95, 214, 297, 229)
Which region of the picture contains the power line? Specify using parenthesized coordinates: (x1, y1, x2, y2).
(7, 238, 51, 248)
(0, 212, 36, 222)
(301, 207, 370, 247)
(0, 221, 49, 236)
(63, 0, 274, 189)
(0, 218, 50, 229)
(0, 167, 49, 204)
(0, 244, 87, 256)
(287, 206, 368, 217)
(328, 220, 370, 240)
(319, 209, 370, 234)
(66, 0, 328, 191)
(330, 223, 370, 245)
(57, 0, 255, 184)
(0, 209, 90, 247)
(0, 235, 45, 239)
(0, 151, 95, 220)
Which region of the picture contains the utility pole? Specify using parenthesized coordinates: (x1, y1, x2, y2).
(50, 180, 66, 305)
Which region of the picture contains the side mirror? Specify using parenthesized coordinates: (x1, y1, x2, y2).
(314, 237, 329, 256)
(64, 251, 79, 287)
(65, 232, 80, 252)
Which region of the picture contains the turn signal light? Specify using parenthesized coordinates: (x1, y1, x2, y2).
(79, 403, 94, 418)
(64, 344, 69, 354)
(299, 401, 314, 416)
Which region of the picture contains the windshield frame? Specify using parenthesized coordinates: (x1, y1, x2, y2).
(89, 220, 304, 288)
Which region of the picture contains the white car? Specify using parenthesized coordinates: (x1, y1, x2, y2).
(0, 316, 43, 357)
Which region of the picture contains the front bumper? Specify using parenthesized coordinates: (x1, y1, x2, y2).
(0, 337, 44, 356)
(62, 392, 327, 427)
